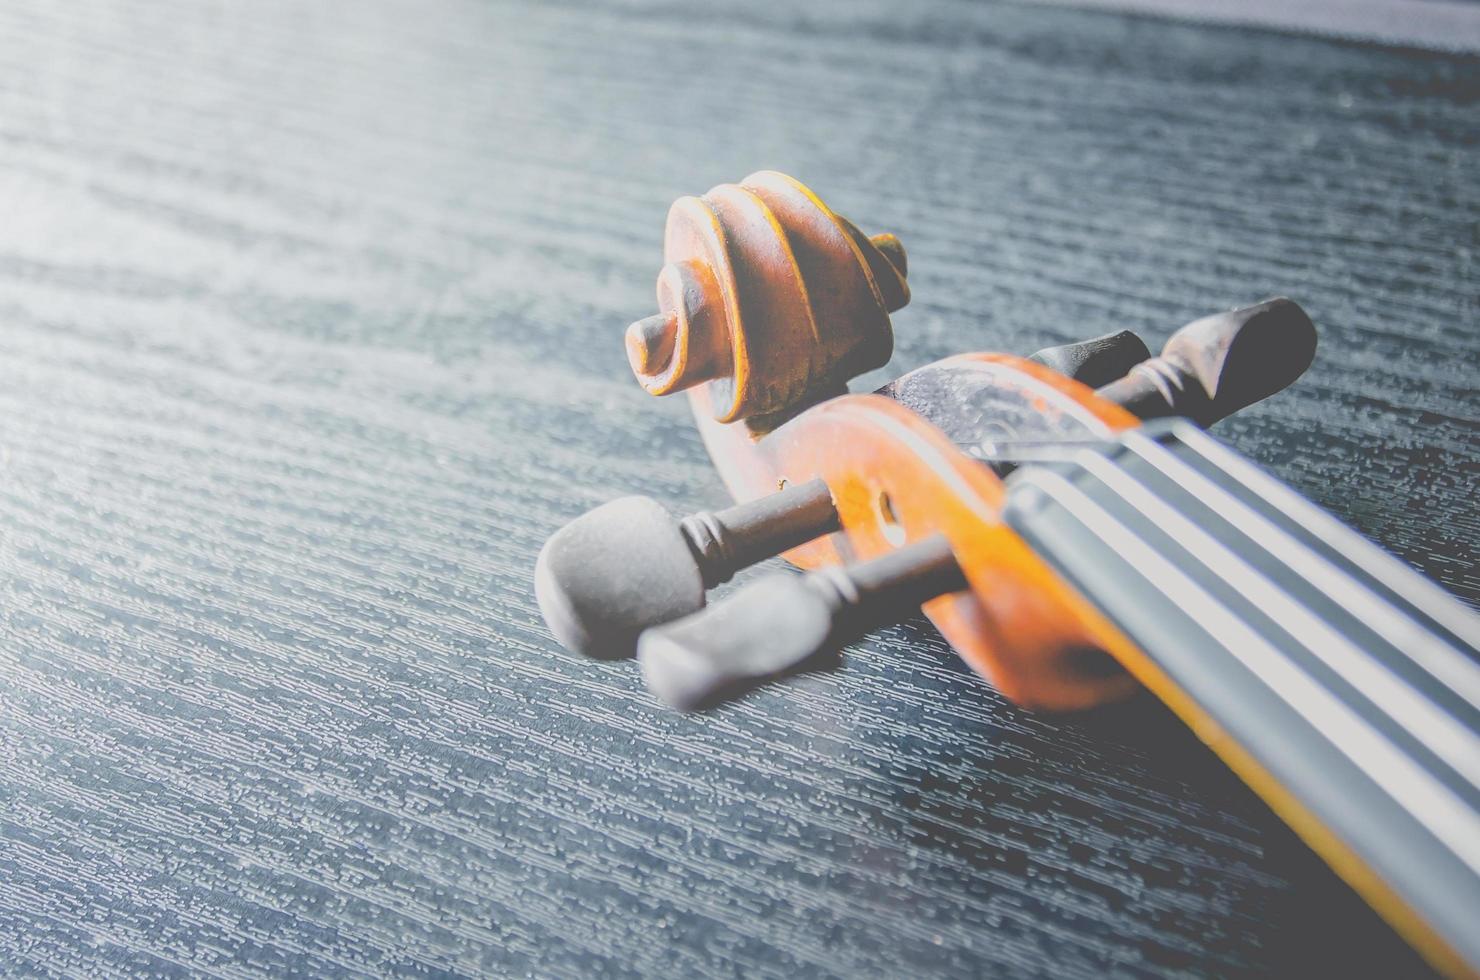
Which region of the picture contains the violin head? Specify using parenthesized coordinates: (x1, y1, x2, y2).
(544, 171, 1319, 714)
(625, 171, 909, 424)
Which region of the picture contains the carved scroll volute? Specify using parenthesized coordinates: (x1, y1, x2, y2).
(625, 171, 909, 424)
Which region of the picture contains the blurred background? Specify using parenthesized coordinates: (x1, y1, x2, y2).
(1, 0, 1475, 975)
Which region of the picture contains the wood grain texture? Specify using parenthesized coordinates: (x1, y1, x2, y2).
(0, 0, 1475, 976)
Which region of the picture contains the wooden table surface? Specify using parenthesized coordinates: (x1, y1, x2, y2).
(1, 1, 1475, 975)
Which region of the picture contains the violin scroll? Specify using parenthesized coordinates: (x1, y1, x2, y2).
(625, 171, 909, 424)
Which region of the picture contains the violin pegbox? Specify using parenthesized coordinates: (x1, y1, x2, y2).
(624, 171, 909, 423)
(540, 170, 1318, 714)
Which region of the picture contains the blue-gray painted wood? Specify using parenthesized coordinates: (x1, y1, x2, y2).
(0, 0, 1474, 976)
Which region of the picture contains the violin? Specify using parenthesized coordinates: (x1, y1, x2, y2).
(533, 172, 1480, 976)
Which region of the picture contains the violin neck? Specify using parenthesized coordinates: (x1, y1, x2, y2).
(1003, 419, 1480, 974)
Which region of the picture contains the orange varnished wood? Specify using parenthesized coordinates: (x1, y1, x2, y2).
(627, 172, 907, 422)
(628, 173, 1473, 973)
(689, 354, 1153, 711)
(628, 170, 1150, 709)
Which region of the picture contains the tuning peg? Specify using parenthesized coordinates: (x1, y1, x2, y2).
(638, 536, 966, 710)
(1096, 297, 1316, 427)
(1029, 330, 1153, 387)
(534, 480, 840, 660)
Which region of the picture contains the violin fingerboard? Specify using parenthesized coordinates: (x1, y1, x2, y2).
(1003, 419, 1480, 974)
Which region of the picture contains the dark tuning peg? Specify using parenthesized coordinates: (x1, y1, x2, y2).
(535, 479, 840, 660)
(638, 535, 966, 710)
(1096, 297, 1317, 427)
(1029, 330, 1152, 387)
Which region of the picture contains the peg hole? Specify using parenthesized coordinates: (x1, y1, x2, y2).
(876, 490, 907, 546)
